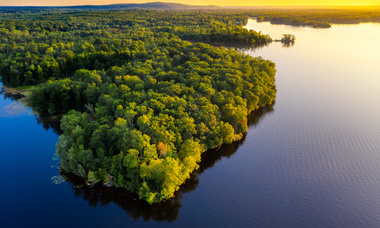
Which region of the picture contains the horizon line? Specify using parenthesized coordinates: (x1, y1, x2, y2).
(0, 2, 379, 7)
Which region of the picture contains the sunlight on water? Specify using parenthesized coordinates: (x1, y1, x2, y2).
(238, 19, 380, 227)
(245, 19, 380, 67)
(1, 19, 380, 228)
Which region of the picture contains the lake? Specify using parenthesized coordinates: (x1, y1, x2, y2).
(1, 19, 380, 227)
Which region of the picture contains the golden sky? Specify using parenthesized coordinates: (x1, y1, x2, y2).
(0, 0, 379, 6)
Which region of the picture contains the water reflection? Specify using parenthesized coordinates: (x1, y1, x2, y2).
(229, 42, 272, 53)
(0, 83, 24, 100)
(281, 41, 295, 48)
(0, 89, 25, 101)
(60, 104, 274, 222)
(35, 114, 63, 135)
(234, 40, 295, 52)
(0, 86, 33, 117)
(0, 84, 63, 133)
(1, 92, 63, 135)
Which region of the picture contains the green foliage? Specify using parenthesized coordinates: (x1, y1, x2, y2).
(52, 38, 276, 204)
(0, 10, 271, 87)
(160, 14, 271, 45)
(29, 78, 87, 114)
(281, 34, 296, 44)
(1, 9, 278, 204)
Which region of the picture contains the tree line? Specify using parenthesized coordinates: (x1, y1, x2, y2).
(0, 10, 273, 88)
(0, 9, 276, 204)
(248, 7, 380, 28)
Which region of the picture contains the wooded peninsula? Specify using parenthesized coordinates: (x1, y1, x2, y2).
(1, 5, 378, 204)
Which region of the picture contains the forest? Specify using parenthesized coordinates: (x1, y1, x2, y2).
(0, 10, 276, 204)
(3, 4, 380, 204)
(2, 6, 377, 204)
(0, 10, 272, 87)
(241, 7, 380, 28)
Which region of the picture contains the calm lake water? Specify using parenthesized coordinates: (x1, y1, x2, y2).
(1, 19, 380, 227)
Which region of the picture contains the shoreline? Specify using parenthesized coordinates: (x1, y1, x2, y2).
(1, 84, 31, 94)
(0, 84, 33, 105)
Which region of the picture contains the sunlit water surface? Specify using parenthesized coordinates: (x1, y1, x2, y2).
(1, 20, 380, 227)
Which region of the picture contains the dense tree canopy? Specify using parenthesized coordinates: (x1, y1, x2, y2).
(2, 6, 379, 204)
(0, 9, 276, 204)
(0, 10, 272, 87)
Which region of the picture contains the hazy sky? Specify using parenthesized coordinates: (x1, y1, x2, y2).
(0, 0, 379, 6)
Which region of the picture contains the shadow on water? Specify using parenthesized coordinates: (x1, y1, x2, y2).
(35, 114, 63, 135)
(0, 85, 61, 135)
(234, 41, 296, 52)
(0, 85, 63, 134)
(60, 104, 275, 222)
(281, 41, 295, 48)
(0, 86, 25, 101)
(230, 42, 272, 53)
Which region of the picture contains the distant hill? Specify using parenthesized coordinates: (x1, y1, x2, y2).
(0, 2, 221, 10)
(69, 2, 220, 10)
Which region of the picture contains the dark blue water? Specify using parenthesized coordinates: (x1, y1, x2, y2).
(1, 21, 380, 227)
